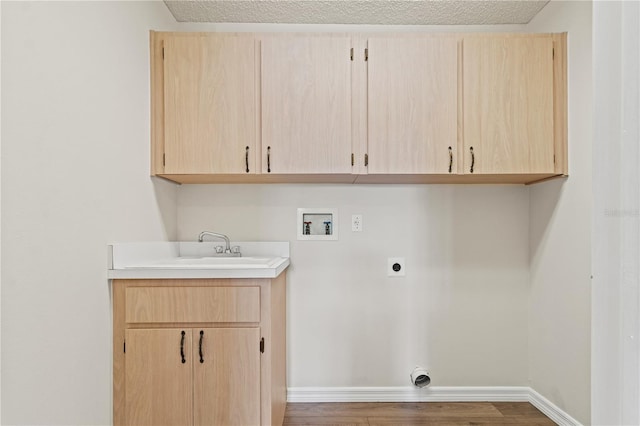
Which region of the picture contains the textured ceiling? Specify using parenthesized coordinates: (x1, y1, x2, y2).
(163, 0, 550, 25)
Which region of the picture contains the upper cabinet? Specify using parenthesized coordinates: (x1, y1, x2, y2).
(462, 36, 555, 175)
(261, 36, 352, 175)
(157, 33, 257, 175)
(150, 31, 567, 184)
(366, 36, 459, 175)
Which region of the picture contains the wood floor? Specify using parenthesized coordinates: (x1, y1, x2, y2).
(284, 402, 556, 425)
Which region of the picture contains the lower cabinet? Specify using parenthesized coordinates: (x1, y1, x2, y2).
(113, 277, 287, 426)
(125, 328, 260, 426)
(124, 329, 193, 426)
(193, 328, 261, 426)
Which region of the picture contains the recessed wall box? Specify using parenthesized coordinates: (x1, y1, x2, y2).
(388, 257, 406, 277)
(297, 208, 338, 241)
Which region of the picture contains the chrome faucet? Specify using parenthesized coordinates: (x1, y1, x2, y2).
(197, 231, 241, 257)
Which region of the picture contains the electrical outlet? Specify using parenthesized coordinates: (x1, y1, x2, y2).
(388, 257, 405, 277)
(352, 214, 363, 232)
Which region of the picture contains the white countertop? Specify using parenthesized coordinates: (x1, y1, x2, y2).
(108, 241, 290, 279)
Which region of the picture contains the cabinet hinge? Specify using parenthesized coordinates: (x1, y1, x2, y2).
(350, 48, 354, 61)
(554, 154, 556, 164)
(162, 153, 166, 166)
(364, 48, 368, 61)
(364, 153, 369, 167)
(123, 341, 126, 354)
(162, 46, 165, 60)
(260, 337, 265, 353)
(351, 153, 354, 166)
(552, 47, 555, 60)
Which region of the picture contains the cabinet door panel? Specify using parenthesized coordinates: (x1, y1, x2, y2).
(367, 37, 458, 174)
(164, 35, 256, 174)
(463, 37, 554, 174)
(125, 329, 192, 426)
(194, 328, 261, 426)
(261, 36, 352, 174)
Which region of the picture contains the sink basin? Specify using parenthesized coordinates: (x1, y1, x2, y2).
(125, 256, 284, 269)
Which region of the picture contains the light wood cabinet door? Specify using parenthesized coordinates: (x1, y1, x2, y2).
(367, 37, 458, 174)
(164, 34, 256, 174)
(194, 328, 261, 426)
(261, 36, 352, 174)
(125, 329, 193, 426)
(462, 37, 555, 174)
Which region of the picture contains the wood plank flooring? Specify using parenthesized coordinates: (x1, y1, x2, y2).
(284, 402, 556, 425)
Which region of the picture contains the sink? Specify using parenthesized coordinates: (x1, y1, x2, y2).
(125, 256, 284, 269)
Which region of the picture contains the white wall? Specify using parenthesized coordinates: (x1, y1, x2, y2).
(526, 1, 592, 424)
(1, 2, 178, 424)
(592, 1, 640, 424)
(178, 185, 530, 387)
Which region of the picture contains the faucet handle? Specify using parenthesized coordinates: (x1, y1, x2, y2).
(214, 245, 224, 254)
(232, 246, 241, 254)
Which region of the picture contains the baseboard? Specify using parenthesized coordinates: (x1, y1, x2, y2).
(287, 386, 582, 426)
(528, 388, 582, 426)
(287, 386, 530, 403)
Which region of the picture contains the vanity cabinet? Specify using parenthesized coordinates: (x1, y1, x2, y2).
(126, 327, 260, 426)
(113, 277, 286, 426)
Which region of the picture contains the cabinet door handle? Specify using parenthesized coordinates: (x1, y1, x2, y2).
(245, 146, 250, 173)
(470, 146, 475, 174)
(448, 146, 453, 173)
(199, 330, 204, 363)
(267, 146, 271, 173)
(180, 330, 186, 364)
